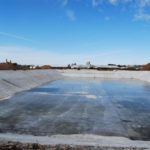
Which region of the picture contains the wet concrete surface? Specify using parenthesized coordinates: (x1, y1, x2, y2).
(0, 78, 150, 140)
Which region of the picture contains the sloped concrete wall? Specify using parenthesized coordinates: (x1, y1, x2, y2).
(60, 70, 150, 83)
(0, 70, 62, 100)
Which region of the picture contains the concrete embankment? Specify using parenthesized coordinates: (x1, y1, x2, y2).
(0, 70, 62, 100)
(60, 70, 150, 83)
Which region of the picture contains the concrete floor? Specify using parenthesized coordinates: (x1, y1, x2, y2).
(0, 78, 150, 140)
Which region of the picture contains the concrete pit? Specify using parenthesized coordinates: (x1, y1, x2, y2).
(0, 70, 150, 149)
(0, 78, 150, 141)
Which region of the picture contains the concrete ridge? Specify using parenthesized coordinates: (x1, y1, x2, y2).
(0, 133, 150, 148)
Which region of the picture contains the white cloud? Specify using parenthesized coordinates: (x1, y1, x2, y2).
(62, 0, 68, 6)
(104, 16, 111, 21)
(138, 0, 150, 8)
(91, 0, 130, 6)
(91, 0, 150, 21)
(0, 45, 133, 65)
(0, 46, 74, 66)
(134, 11, 150, 21)
(134, 0, 150, 21)
(109, 0, 119, 5)
(66, 9, 76, 21)
(59, 0, 150, 22)
(0, 32, 33, 42)
(92, 0, 102, 7)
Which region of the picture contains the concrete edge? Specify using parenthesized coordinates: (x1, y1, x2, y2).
(0, 133, 150, 148)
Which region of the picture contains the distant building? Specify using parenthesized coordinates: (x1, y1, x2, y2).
(71, 62, 93, 69)
(94, 65, 119, 70)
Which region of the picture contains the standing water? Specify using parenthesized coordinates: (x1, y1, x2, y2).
(0, 78, 150, 140)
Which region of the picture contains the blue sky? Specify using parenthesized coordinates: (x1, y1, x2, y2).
(0, 0, 150, 65)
